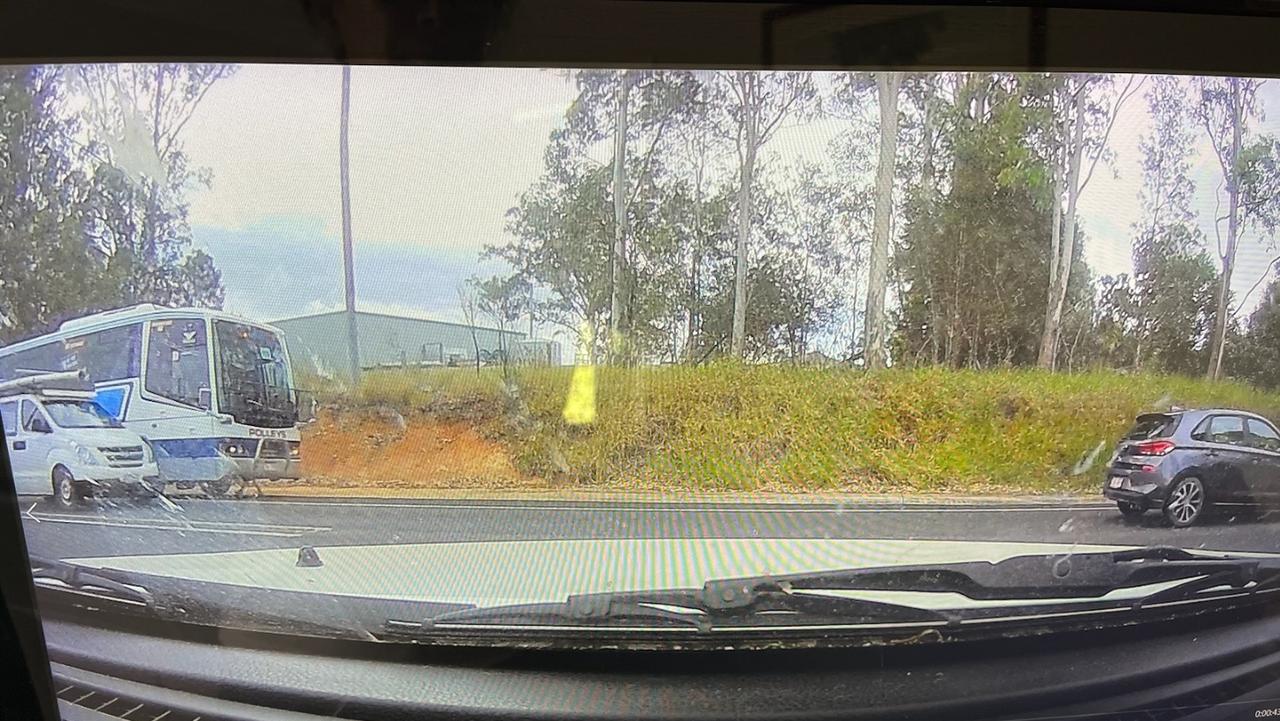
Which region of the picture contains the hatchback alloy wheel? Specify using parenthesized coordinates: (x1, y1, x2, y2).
(1164, 477, 1206, 527)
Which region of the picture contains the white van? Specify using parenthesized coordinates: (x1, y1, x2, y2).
(1, 386, 161, 508)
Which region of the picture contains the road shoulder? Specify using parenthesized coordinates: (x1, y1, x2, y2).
(256, 484, 1105, 507)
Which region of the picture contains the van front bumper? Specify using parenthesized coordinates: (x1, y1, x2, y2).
(70, 465, 164, 495)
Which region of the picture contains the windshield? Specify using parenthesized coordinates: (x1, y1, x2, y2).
(9, 63, 1280, 661)
(214, 320, 296, 428)
(42, 400, 122, 429)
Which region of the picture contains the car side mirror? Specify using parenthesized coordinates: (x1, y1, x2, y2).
(197, 387, 212, 411)
(29, 417, 51, 434)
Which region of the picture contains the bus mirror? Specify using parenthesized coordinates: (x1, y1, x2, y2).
(300, 396, 318, 424)
(29, 417, 51, 434)
(197, 387, 212, 410)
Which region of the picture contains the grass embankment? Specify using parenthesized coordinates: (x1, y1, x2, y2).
(300, 365, 1280, 495)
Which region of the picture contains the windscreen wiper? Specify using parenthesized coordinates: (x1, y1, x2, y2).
(31, 557, 386, 640)
(385, 546, 1280, 639)
(701, 546, 1280, 609)
(385, 586, 953, 638)
(29, 557, 155, 610)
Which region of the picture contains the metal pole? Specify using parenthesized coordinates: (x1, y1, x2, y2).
(340, 66, 361, 386)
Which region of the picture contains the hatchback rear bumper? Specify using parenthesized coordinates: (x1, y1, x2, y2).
(1103, 461, 1174, 506)
(1103, 487, 1163, 509)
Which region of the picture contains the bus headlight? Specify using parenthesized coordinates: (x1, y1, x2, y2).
(141, 441, 155, 464)
(217, 439, 254, 458)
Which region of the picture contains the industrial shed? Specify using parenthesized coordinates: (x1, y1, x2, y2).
(272, 310, 559, 376)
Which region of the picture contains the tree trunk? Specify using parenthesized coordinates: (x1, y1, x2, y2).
(864, 72, 901, 370)
(1038, 85, 1085, 370)
(588, 313, 602, 366)
(528, 279, 535, 338)
(1042, 120, 1067, 350)
(470, 325, 481, 373)
(609, 71, 630, 359)
(132, 67, 168, 304)
(687, 246, 701, 361)
(339, 66, 361, 386)
(918, 77, 943, 364)
(1208, 78, 1243, 381)
(685, 141, 705, 363)
(730, 73, 757, 359)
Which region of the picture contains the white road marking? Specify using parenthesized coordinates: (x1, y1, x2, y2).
(241, 498, 1111, 514)
(22, 510, 329, 537)
(151, 488, 183, 514)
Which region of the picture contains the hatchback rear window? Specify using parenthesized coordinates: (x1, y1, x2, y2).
(1124, 415, 1179, 440)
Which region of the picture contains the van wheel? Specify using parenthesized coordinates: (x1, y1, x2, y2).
(1164, 477, 1207, 528)
(52, 467, 80, 510)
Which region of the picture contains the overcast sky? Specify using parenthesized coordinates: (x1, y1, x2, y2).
(181, 65, 1280, 331)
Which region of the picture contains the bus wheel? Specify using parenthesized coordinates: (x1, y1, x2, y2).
(52, 467, 81, 510)
(200, 475, 235, 498)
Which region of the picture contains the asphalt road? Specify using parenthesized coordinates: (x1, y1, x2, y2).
(17, 493, 1280, 561)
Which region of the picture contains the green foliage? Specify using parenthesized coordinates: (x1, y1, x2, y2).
(896, 74, 1080, 368)
(75, 64, 233, 310)
(350, 365, 1280, 494)
(491, 70, 722, 362)
(695, 255, 821, 361)
(1097, 76, 1223, 377)
(493, 70, 840, 365)
(1237, 135, 1280, 237)
(1231, 278, 1280, 389)
(0, 64, 230, 343)
(1129, 228, 1219, 374)
(1138, 76, 1197, 230)
(0, 67, 114, 341)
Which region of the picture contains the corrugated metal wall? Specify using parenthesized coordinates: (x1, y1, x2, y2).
(273, 311, 527, 375)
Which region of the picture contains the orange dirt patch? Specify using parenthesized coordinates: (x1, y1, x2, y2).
(296, 409, 548, 489)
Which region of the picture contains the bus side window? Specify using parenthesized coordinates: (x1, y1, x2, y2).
(66, 324, 142, 382)
(0, 342, 66, 381)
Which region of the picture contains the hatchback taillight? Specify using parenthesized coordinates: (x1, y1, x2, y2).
(1132, 439, 1176, 456)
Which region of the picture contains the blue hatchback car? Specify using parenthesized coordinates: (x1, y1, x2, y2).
(1103, 409, 1280, 527)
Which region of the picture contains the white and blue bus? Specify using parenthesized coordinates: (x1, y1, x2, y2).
(0, 304, 302, 494)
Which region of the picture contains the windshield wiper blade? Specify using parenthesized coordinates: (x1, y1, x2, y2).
(29, 557, 155, 609)
(1127, 549, 1280, 608)
(386, 547, 1280, 639)
(31, 558, 383, 639)
(702, 546, 1280, 609)
(400, 593, 710, 633)
(387, 585, 953, 638)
